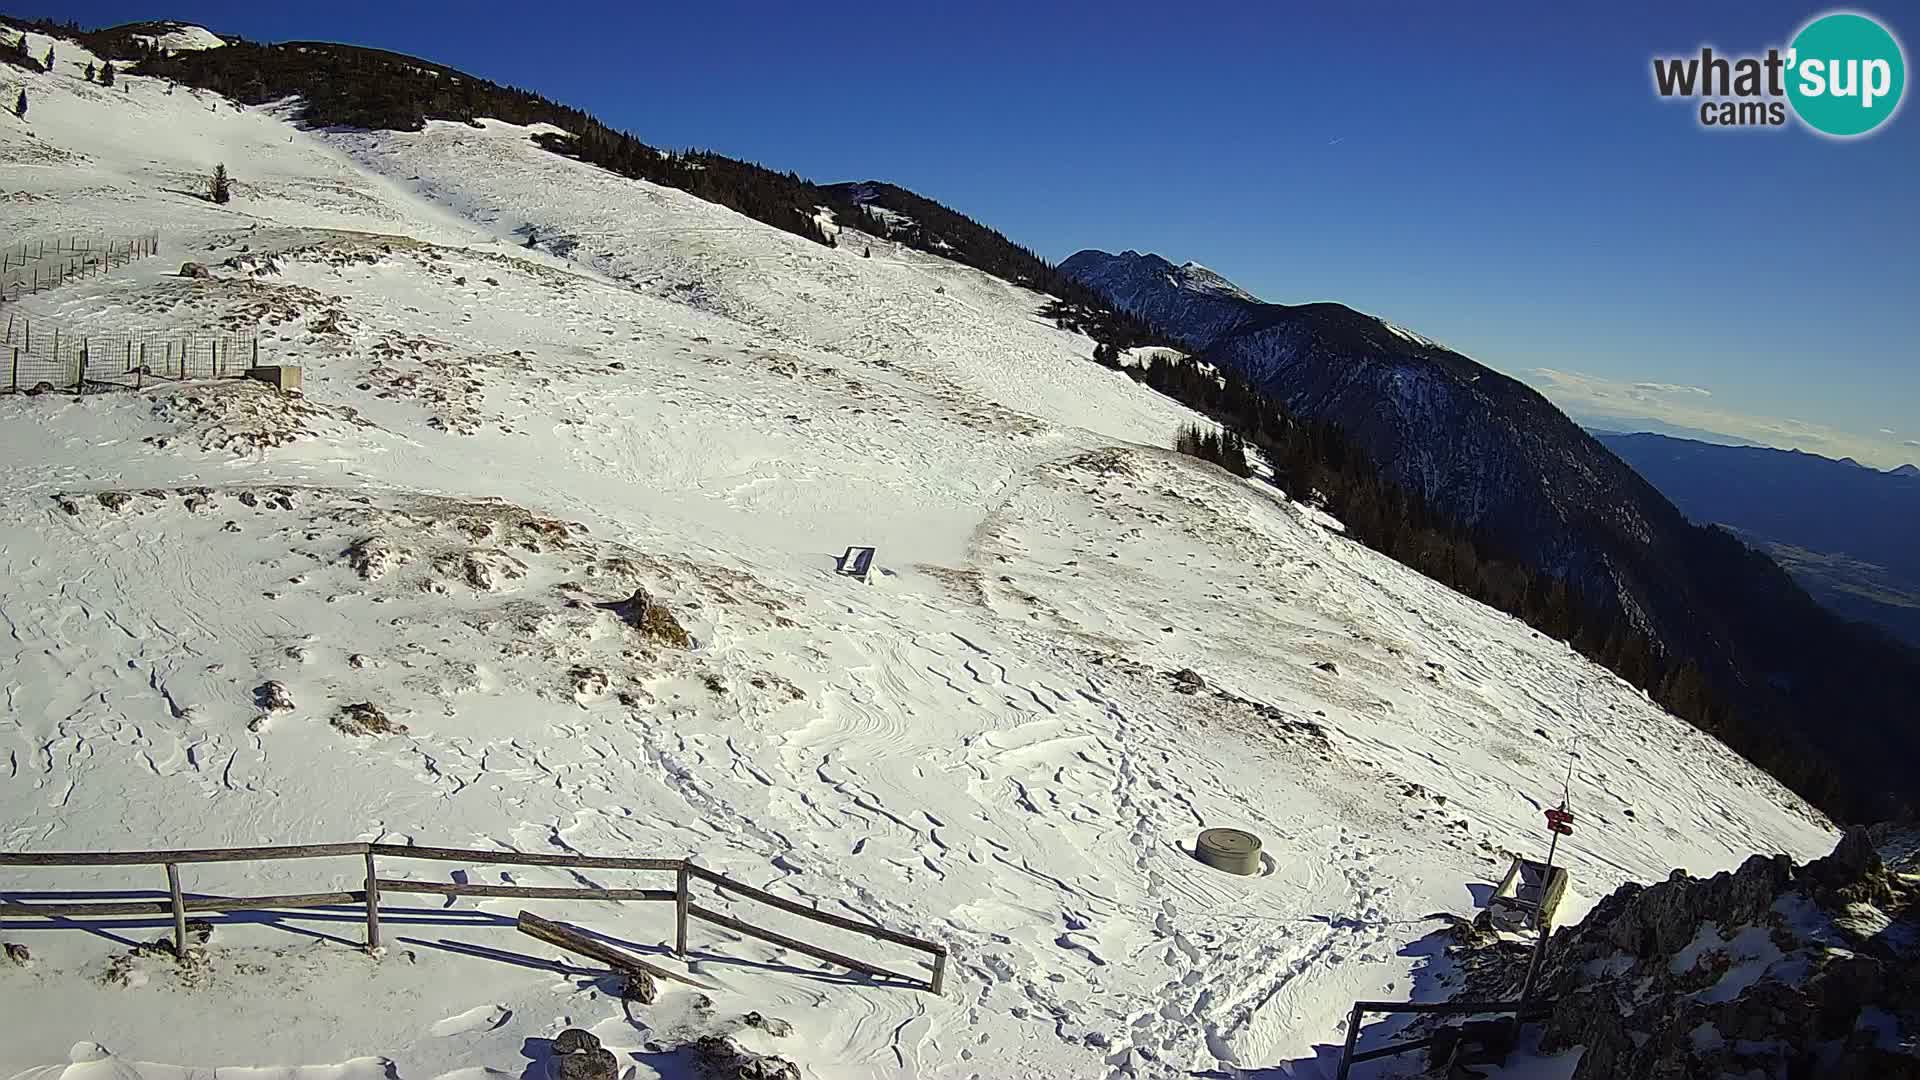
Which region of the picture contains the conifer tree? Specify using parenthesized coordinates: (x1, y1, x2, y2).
(209, 163, 231, 204)
(14, 88, 25, 119)
(100, 61, 115, 87)
(84, 61, 95, 82)
(43, 46, 54, 72)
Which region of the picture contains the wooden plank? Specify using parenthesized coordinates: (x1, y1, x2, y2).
(375, 879, 674, 902)
(516, 910, 716, 990)
(929, 946, 948, 996)
(1347, 999, 1546, 1016)
(0, 891, 363, 918)
(364, 851, 381, 953)
(0, 899, 172, 917)
(165, 863, 186, 957)
(0, 843, 369, 867)
(686, 863, 941, 954)
(674, 863, 691, 957)
(370, 844, 681, 871)
(687, 903, 921, 987)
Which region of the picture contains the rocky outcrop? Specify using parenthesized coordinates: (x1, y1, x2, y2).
(1527, 828, 1919, 1079)
(596, 587, 692, 648)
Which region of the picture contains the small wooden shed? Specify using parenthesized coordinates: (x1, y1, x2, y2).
(1489, 857, 1570, 930)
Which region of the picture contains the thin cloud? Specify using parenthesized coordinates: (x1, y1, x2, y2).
(1880, 428, 1897, 435)
(1527, 368, 1913, 469)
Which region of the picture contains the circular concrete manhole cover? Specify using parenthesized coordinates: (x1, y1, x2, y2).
(1195, 827, 1262, 875)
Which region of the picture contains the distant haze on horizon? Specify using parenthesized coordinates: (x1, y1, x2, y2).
(50, 0, 1920, 467)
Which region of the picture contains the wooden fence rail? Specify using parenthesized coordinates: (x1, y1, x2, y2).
(0, 842, 948, 994)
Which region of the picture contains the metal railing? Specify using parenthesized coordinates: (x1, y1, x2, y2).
(0, 841, 948, 994)
(1335, 998, 1553, 1078)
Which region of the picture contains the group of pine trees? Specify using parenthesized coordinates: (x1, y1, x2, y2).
(1174, 422, 1254, 478)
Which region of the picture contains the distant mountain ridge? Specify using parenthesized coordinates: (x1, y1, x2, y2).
(1062, 248, 1920, 819)
(1060, 249, 1264, 349)
(1594, 431, 1920, 646)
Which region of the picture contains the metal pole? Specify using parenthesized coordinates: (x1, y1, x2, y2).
(166, 863, 187, 958)
(929, 945, 948, 996)
(1518, 825, 1562, 1002)
(1335, 1004, 1364, 1080)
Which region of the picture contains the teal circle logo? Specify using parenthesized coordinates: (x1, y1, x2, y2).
(1787, 12, 1906, 136)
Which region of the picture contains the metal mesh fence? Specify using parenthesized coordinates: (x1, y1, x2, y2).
(0, 232, 161, 302)
(1, 318, 259, 394)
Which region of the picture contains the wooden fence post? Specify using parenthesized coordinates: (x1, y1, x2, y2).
(929, 944, 948, 996)
(364, 849, 381, 953)
(137, 344, 145, 389)
(674, 861, 691, 957)
(165, 863, 187, 958)
(76, 345, 87, 392)
(10, 347, 17, 393)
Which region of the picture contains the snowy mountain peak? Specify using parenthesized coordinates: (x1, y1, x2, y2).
(1060, 249, 1265, 346)
(128, 21, 226, 52)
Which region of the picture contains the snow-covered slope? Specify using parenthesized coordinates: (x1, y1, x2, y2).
(131, 23, 227, 53)
(0, 42, 1833, 1080)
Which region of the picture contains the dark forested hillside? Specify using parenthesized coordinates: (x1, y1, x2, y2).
(1072, 252, 1920, 824)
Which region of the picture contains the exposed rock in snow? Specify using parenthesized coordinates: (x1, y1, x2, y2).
(1444, 828, 1919, 1078)
(332, 702, 404, 736)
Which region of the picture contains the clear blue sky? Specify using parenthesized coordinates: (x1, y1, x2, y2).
(45, 0, 1920, 464)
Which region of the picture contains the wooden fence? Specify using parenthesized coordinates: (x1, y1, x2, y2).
(0, 842, 948, 995)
